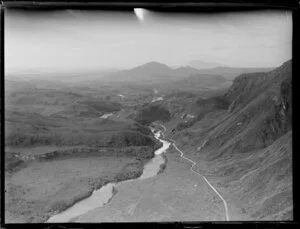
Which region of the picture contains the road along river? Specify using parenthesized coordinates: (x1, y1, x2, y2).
(48, 124, 228, 222)
(155, 122, 229, 221)
(47, 128, 171, 223)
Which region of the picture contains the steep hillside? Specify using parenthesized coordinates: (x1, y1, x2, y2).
(230, 131, 292, 220)
(170, 60, 292, 220)
(180, 60, 292, 159)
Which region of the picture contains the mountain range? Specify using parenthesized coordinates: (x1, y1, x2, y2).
(6, 61, 278, 84)
(101, 62, 202, 82)
(101, 61, 276, 82)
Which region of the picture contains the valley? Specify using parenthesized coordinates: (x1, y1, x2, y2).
(3, 7, 294, 225)
(4, 60, 292, 223)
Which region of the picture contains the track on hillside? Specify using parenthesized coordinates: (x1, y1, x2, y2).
(154, 122, 229, 221)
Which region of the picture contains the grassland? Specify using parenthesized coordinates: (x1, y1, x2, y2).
(5, 129, 160, 223)
(5, 147, 151, 223)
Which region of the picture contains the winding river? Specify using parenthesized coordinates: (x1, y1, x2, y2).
(47, 126, 171, 223)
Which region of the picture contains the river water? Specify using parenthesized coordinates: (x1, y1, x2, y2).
(151, 97, 163, 102)
(47, 127, 170, 223)
(99, 113, 114, 119)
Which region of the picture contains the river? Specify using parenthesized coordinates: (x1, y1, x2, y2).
(151, 97, 164, 103)
(47, 126, 171, 223)
(99, 113, 114, 119)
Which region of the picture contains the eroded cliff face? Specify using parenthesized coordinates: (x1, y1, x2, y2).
(176, 61, 292, 160)
(260, 64, 292, 147)
(215, 60, 292, 152)
(225, 60, 291, 114)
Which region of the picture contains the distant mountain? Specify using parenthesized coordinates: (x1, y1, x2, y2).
(173, 66, 202, 76)
(100, 61, 276, 83)
(194, 66, 275, 80)
(101, 61, 173, 82)
(102, 62, 227, 83)
(131, 61, 172, 74)
(188, 60, 223, 69)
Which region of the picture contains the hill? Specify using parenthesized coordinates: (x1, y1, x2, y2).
(168, 60, 292, 220)
(101, 62, 174, 82)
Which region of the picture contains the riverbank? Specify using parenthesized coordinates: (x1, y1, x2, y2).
(5, 146, 157, 223)
(46, 128, 170, 222)
(72, 143, 226, 222)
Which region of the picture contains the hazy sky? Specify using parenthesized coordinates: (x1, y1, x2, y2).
(5, 9, 292, 73)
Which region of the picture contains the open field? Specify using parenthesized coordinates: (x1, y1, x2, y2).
(5, 148, 150, 223)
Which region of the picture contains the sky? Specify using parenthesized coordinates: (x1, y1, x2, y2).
(5, 9, 292, 74)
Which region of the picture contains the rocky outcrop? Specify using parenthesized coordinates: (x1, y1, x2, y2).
(261, 72, 292, 146)
(227, 99, 236, 113)
(224, 60, 291, 113)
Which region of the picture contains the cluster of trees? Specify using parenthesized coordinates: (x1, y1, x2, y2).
(135, 104, 171, 125)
